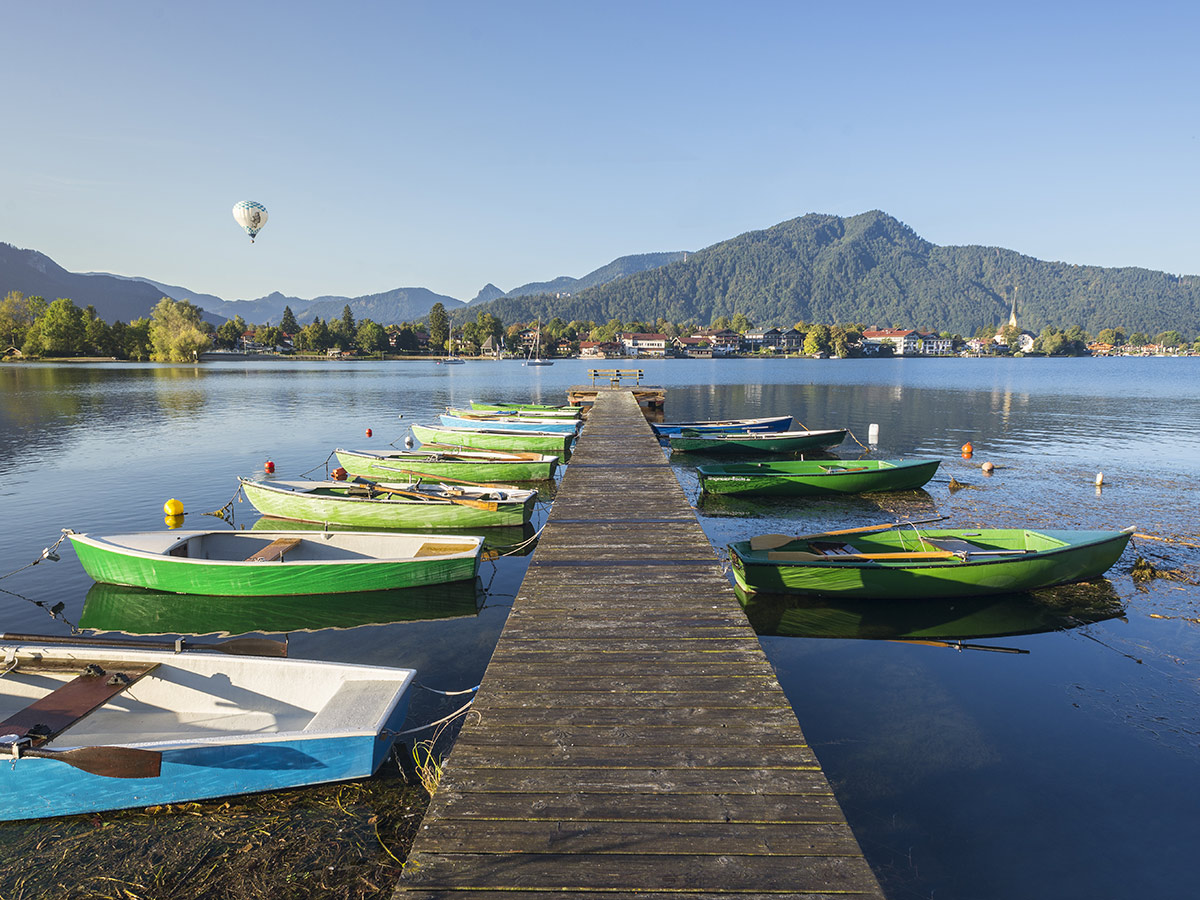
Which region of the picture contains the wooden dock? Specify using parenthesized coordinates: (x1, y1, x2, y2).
(396, 390, 884, 899)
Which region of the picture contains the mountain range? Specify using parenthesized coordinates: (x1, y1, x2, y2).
(4, 212, 1199, 337)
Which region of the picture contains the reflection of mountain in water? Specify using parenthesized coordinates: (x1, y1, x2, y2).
(737, 579, 1126, 641)
(80, 577, 485, 637)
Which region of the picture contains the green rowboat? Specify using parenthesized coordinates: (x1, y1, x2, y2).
(698, 458, 940, 496)
(411, 422, 575, 456)
(729, 526, 1135, 599)
(239, 478, 536, 529)
(334, 447, 559, 482)
(68, 529, 484, 596)
(669, 428, 847, 454)
(470, 400, 583, 416)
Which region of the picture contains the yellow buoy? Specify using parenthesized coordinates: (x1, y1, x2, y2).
(163, 498, 184, 517)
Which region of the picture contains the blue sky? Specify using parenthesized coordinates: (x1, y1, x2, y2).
(3, 2, 1197, 303)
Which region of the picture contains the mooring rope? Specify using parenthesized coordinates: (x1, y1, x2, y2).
(0, 530, 71, 582)
(297, 449, 337, 480)
(204, 483, 244, 522)
(386, 696, 477, 738)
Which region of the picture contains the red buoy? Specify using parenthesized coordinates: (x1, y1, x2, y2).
(265, 460, 275, 473)
(366, 428, 373, 437)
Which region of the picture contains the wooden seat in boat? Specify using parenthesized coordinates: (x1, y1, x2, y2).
(1, 661, 158, 743)
(246, 538, 302, 562)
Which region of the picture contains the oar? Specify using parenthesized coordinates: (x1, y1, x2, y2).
(378, 468, 519, 491)
(887, 639, 1030, 655)
(359, 480, 500, 511)
(767, 549, 958, 562)
(1, 740, 163, 779)
(749, 515, 949, 551)
(2, 632, 288, 657)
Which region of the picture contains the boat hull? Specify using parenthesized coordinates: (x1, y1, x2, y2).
(698, 459, 940, 496)
(729, 528, 1134, 599)
(411, 423, 574, 456)
(669, 429, 847, 454)
(335, 448, 558, 482)
(240, 479, 535, 529)
(439, 413, 580, 434)
(0, 645, 414, 820)
(650, 415, 794, 437)
(470, 400, 582, 416)
(69, 531, 482, 596)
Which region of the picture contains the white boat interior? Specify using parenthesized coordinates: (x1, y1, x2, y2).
(0, 645, 415, 748)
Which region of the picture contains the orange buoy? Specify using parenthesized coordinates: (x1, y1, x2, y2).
(366, 428, 373, 437)
(961, 442, 974, 455)
(982, 461, 994, 474)
(332, 467, 348, 481)
(265, 460, 275, 474)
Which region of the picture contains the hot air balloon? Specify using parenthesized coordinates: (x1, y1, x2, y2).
(232, 200, 269, 242)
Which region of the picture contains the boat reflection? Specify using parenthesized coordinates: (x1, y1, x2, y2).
(247, 516, 539, 557)
(80, 577, 485, 638)
(735, 579, 1126, 641)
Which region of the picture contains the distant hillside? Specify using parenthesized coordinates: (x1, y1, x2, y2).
(0, 243, 183, 324)
(500, 251, 689, 298)
(473, 212, 1200, 337)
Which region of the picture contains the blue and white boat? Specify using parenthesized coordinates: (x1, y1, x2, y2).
(650, 415, 794, 437)
(439, 413, 581, 434)
(0, 640, 416, 820)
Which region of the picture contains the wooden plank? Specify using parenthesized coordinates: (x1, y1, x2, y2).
(410, 818, 859, 856)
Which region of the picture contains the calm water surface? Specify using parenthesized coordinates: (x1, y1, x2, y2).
(2, 357, 1198, 899)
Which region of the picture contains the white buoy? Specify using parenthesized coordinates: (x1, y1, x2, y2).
(1095, 472, 1104, 486)
(868, 423, 879, 443)
(404, 434, 414, 449)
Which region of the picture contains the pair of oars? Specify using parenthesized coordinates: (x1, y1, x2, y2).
(353, 479, 500, 511)
(749, 515, 949, 551)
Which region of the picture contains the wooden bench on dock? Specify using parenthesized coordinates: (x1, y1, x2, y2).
(587, 367, 644, 387)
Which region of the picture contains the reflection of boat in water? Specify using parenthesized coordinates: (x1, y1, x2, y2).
(247, 516, 538, 557)
(736, 579, 1125, 641)
(80, 577, 485, 638)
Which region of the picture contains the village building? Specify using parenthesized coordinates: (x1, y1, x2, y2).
(617, 332, 668, 357)
(671, 336, 712, 358)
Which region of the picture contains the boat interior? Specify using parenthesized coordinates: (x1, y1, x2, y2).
(0, 648, 413, 746)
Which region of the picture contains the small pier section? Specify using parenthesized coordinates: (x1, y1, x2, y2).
(567, 368, 666, 408)
(397, 390, 883, 898)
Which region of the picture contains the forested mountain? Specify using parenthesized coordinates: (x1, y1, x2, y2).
(0, 243, 181, 325)
(472, 212, 1200, 336)
(9, 213, 1200, 337)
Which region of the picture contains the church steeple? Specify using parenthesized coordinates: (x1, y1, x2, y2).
(1008, 285, 1018, 328)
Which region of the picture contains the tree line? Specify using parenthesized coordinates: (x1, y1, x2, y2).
(6, 288, 1195, 365)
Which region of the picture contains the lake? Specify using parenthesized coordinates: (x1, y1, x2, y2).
(2, 356, 1198, 899)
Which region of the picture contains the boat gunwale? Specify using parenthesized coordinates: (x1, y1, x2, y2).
(732, 527, 1136, 570)
(68, 530, 485, 566)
